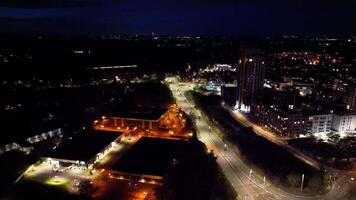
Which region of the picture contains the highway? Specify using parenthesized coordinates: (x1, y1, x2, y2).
(168, 80, 353, 200)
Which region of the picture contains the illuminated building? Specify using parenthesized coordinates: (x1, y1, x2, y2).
(332, 110, 356, 134)
(235, 47, 265, 113)
(253, 105, 335, 138)
(98, 107, 168, 131)
(344, 86, 356, 111)
(253, 105, 306, 138)
(306, 112, 333, 135)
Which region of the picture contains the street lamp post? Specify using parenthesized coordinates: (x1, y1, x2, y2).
(263, 176, 266, 186)
(300, 174, 305, 193)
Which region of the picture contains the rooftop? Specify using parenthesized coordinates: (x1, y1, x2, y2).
(110, 137, 184, 176)
(44, 130, 121, 162)
(333, 108, 356, 115)
(108, 107, 167, 121)
(302, 110, 331, 116)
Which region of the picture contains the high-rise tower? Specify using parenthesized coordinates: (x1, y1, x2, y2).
(235, 47, 265, 113)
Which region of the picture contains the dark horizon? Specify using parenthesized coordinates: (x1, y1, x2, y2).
(1, 0, 356, 37)
(1, 32, 355, 39)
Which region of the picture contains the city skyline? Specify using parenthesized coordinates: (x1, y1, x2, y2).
(0, 1, 355, 200)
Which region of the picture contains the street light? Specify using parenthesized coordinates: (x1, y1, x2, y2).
(300, 174, 305, 193)
(263, 176, 266, 186)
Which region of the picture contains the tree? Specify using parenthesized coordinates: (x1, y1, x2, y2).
(78, 179, 94, 196)
(286, 174, 300, 187)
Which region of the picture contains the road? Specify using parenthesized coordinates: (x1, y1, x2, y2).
(229, 109, 321, 170)
(168, 80, 352, 200)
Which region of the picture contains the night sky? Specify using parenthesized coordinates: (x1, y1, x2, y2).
(1, 0, 355, 36)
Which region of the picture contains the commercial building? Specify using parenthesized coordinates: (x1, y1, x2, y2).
(42, 130, 122, 168)
(98, 107, 168, 131)
(95, 105, 189, 137)
(108, 137, 184, 183)
(235, 47, 265, 112)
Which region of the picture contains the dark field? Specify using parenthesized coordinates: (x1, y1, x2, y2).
(110, 137, 185, 176)
(289, 137, 356, 169)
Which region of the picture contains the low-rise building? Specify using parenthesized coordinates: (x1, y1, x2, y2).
(94, 106, 190, 138)
(42, 130, 122, 169)
(98, 107, 169, 131)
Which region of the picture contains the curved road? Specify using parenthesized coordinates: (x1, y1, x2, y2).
(168, 80, 352, 200)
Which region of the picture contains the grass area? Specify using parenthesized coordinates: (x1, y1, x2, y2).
(289, 136, 356, 170)
(10, 179, 90, 200)
(110, 137, 185, 176)
(0, 150, 38, 197)
(119, 81, 175, 108)
(162, 139, 237, 200)
(191, 91, 331, 194)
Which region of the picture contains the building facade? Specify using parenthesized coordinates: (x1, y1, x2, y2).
(253, 105, 335, 138)
(306, 113, 333, 135)
(344, 86, 356, 111)
(332, 112, 356, 134)
(236, 47, 265, 112)
(252, 105, 306, 138)
(101, 117, 161, 130)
